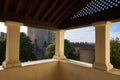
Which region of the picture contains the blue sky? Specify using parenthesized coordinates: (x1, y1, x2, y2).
(65, 22, 120, 43)
(0, 22, 120, 43)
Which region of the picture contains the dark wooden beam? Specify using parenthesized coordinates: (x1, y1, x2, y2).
(53, 0, 78, 24)
(0, 12, 58, 30)
(15, 0, 24, 14)
(57, 3, 80, 25)
(25, 22, 58, 30)
(41, 0, 59, 22)
(33, 0, 49, 19)
(3, 0, 9, 13)
(25, 0, 38, 18)
(48, 0, 68, 21)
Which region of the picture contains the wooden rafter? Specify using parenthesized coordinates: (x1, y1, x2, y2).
(53, 0, 78, 24)
(33, 0, 49, 19)
(41, 0, 59, 22)
(3, 0, 9, 13)
(58, 0, 92, 25)
(25, 0, 38, 17)
(48, 0, 68, 21)
(15, 0, 24, 14)
(0, 12, 58, 30)
(57, 1, 82, 25)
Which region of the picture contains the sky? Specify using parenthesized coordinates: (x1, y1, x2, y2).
(0, 22, 120, 43)
(0, 22, 27, 34)
(65, 22, 120, 43)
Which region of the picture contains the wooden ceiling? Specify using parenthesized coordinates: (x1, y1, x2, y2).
(0, 0, 120, 30)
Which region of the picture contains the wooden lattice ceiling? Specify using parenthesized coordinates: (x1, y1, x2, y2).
(0, 0, 120, 30)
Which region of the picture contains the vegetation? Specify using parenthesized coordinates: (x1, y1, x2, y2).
(46, 39, 79, 60)
(110, 37, 120, 69)
(0, 32, 36, 64)
(20, 32, 36, 62)
(0, 39, 6, 64)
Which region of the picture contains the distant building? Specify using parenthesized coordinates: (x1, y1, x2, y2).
(71, 42, 95, 63)
(28, 27, 55, 59)
(0, 32, 6, 39)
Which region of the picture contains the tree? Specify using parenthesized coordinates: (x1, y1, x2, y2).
(0, 32, 36, 64)
(110, 37, 120, 69)
(0, 39, 6, 64)
(46, 39, 79, 60)
(20, 32, 36, 61)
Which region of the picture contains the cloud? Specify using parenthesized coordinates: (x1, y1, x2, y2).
(65, 27, 95, 43)
(65, 23, 120, 43)
(0, 22, 7, 33)
(110, 32, 120, 39)
(20, 26, 28, 34)
(0, 22, 27, 34)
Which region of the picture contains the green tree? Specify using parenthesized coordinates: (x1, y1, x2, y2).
(20, 32, 36, 61)
(110, 37, 120, 69)
(46, 39, 79, 60)
(0, 39, 6, 64)
(0, 32, 36, 64)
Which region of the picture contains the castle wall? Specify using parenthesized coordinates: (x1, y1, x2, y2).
(28, 27, 55, 59)
(80, 50, 95, 63)
(72, 42, 95, 63)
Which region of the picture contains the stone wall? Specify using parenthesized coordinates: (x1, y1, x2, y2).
(28, 27, 55, 59)
(71, 42, 95, 63)
(0, 32, 6, 39)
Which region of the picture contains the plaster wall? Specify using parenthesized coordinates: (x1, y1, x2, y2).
(59, 60, 120, 80)
(0, 59, 120, 80)
(0, 59, 59, 80)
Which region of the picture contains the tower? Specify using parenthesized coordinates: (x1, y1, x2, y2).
(28, 27, 55, 59)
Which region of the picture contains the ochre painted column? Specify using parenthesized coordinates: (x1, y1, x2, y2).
(2, 21, 23, 68)
(53, 30, 66, 59)
(92, 21, 113, 71)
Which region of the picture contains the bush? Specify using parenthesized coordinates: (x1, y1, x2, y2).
(0, 32, 36, 64)
(110, 37, 120, 69)
(46, 39, 79, 60)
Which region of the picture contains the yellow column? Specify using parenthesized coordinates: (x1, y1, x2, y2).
(92, 21, 113, 71)
(53, 30, 66, 59)
(2, 21, 23, 68)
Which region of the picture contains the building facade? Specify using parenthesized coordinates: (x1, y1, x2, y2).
(0, 32, 6, 39)
(28, 27, 55, 59)
(71, 42, 95, 63)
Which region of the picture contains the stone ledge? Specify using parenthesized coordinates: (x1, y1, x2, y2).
(108, 68, 120, 76)
(60, 59, 92, 68)
(22, 59, 58, 66)
(0, 59, 58, 70)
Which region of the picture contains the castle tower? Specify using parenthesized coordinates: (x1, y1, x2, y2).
(28, 27, 55, 59)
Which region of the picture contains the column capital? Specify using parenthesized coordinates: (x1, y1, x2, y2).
(5, 21, 23, 27)
(53, 29, 66, 33)
(92, 21, 112, 27)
